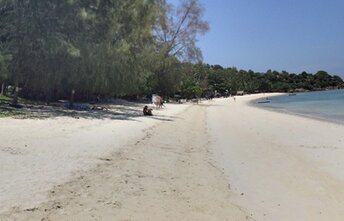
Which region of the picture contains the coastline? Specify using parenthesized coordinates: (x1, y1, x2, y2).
(1, 94, 344, 220)
(208, 94, 344, 221)
(249, 92, 344, 126)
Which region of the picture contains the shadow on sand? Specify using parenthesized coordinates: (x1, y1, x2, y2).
(1, 101, 179, 123)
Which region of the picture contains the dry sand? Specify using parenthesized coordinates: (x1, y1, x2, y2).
(0, 102, 249, 221)
(1, 94, 344, 220)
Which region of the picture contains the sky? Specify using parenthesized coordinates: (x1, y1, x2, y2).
(169, 0, 344, 77)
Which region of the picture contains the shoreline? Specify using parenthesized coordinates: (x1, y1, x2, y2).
(208, 94, 344, 221)
(249, 92, 344, 126)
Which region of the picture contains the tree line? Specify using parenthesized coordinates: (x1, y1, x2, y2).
(0, 0, 343, 103)
(176, 64, 344, 99)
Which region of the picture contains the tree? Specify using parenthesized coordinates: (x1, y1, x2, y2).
(148, 0, 209, 96)
(153, 0, 209, 61)
(0, 0, 158, 101)
(0, 51, 10, 95)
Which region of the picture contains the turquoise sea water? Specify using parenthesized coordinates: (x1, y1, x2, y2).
(254, 89, 344, 124)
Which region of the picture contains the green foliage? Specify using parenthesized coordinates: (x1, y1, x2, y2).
(0, 105, 23, 118)
(0, 111, 20, 118)
(0, 0, 157, 101)
(0, 52, 9, 81)
(181, 76, 203, 99)
(203, 67, 343, 95)
(0, 95, 11, 102)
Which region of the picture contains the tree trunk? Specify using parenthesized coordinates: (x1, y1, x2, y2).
(45, 89, 52, 105)
(0, 82, 5, 96)
(69, 89, 75, 108)
(13, 0, 24, 106)
(12, 85, 19, 106)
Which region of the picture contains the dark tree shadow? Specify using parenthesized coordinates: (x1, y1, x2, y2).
(1, 101, 179, 123)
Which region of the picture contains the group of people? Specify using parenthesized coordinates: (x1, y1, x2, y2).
(143, 95, 165, 116)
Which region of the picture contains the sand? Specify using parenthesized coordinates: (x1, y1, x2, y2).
(208, 95, 344, 221)
(1, 94, 344, 220)
(0, 103, 190, 212)
(0, 101, 249, 221)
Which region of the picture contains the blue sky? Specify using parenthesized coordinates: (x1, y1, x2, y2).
(169, 0, 344, 77)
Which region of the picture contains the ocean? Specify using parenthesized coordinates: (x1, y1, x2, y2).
(253, 89, 344, 124)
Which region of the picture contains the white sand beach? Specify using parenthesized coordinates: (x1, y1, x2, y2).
(208, 95, 344, 221)
(0, 103, 190, 213)
(1, 95, 344, 220)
